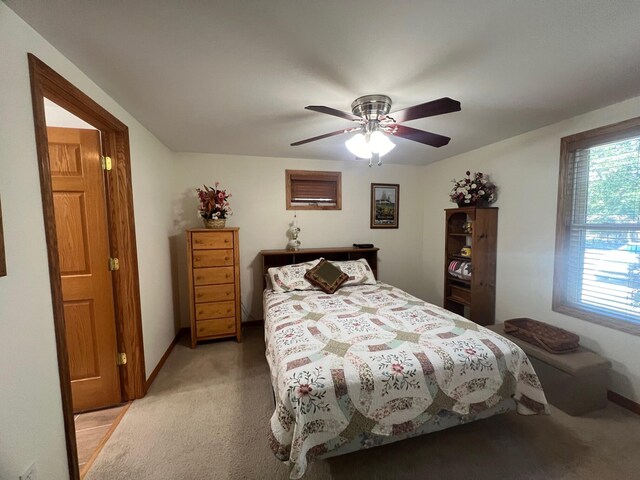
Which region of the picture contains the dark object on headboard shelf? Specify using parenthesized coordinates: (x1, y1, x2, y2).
(353, 243, 374, 248)
(260, 247, 379, 288)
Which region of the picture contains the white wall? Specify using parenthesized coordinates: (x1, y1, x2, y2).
(421, 95, 640, 403)
(44, 98, 96, 129)
(172, 153, 426, 326)
(0, 4, 176, 479)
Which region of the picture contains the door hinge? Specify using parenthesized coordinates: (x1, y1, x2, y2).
(117, 352, 127, 366)
(101, 155, 112, 171)
(108, 257, 120, 271)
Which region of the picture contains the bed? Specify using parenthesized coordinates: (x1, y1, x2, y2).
(260, 248, 548, 478)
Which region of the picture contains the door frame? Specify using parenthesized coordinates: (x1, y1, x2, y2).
(28, 54, 146, 480)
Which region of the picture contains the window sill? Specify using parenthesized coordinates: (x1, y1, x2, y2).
(552, 301, 640, 336)
(287, 203, 340, 211)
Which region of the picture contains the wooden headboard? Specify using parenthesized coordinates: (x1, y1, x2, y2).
(259, 247, 379, 282)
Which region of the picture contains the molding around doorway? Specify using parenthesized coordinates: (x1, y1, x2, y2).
(28, 53, 146, 480)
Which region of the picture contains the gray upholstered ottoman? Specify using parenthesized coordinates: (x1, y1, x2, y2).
(486, 323, 611, 416)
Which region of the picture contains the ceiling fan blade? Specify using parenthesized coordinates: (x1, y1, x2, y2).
(392, 125, 451, 147)
(305, 105, 361, 121)
(387, 97, 460, 123)
(290, 129, 349, 146)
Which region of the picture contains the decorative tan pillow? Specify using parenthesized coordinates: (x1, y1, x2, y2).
(268, 259, 321, 293)
(304, 259, 349, 294)
(331, 258, 377, 286)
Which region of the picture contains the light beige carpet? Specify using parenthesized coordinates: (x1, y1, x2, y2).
(86, 326, 640, 480)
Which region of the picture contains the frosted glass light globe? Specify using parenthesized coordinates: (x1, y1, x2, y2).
(345, 133, 372, 159)
(369, 131, 396, 156)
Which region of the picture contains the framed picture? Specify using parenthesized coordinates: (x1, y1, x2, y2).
(370, 183, 399, 229)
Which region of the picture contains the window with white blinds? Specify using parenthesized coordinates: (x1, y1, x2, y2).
(286, 170, 341, 210)
(554, 119, 640, 334)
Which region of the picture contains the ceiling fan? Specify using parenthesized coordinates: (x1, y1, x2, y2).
(291, 94, 461, 166)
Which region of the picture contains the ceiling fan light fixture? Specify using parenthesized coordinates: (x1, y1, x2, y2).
(345, 131, 395, 160)
(345, 133, 372, 159)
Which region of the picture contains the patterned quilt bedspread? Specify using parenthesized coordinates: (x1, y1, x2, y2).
(264, 282, 548, 478)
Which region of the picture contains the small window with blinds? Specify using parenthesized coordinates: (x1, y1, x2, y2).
(286, 170, 341, 210)
(553, 118, 640, 334)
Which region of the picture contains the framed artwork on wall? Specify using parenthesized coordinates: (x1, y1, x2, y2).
(370, 183, 399, 229)
(0, 197, 6, 276)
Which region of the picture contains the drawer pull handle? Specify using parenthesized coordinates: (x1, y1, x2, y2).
(225, 239, 230, 243)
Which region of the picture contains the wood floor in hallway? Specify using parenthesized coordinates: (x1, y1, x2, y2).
(75, 403, 130, 477)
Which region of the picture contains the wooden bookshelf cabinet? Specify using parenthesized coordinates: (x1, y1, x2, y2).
(443, 207, 498, 325)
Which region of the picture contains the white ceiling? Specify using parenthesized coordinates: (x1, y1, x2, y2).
(7, 0, 640, 165)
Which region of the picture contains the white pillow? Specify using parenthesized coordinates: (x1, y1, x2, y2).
(268, 258, 321, 293)
(331, 258, 377, 286)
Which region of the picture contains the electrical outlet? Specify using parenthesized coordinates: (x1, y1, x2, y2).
(19, 463, 36, 480)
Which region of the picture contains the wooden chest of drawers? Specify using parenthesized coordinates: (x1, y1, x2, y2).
(186, 228, 241, 347)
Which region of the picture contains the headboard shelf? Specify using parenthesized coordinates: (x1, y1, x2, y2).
(260, 247, 379, 280)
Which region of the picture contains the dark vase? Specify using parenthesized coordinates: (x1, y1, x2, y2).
(457, 199, 488, 208)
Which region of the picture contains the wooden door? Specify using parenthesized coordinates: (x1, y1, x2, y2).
(48, 127, 121, 412)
